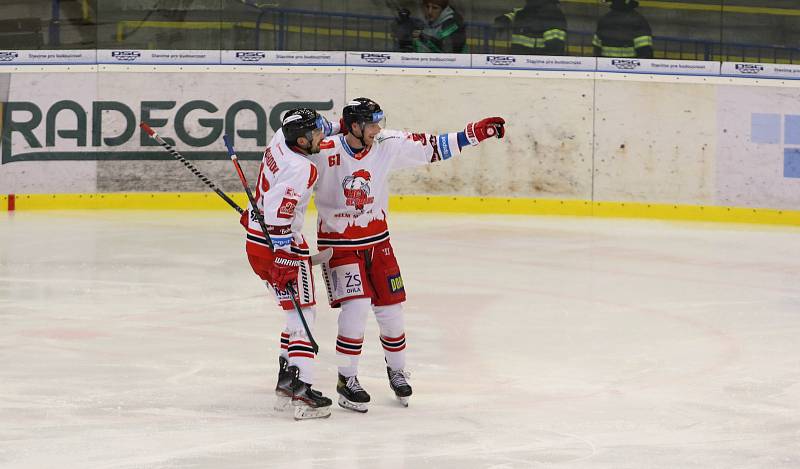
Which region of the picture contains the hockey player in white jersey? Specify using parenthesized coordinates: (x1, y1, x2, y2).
(240, 108, 337, 420)
(311, 97, 505, 412)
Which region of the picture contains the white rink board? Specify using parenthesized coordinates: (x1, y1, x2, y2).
(1, 63, 800, 211)
(346, 71, 594, 199)
(593, 78, 717, 205)
(716, 85, 800, 210)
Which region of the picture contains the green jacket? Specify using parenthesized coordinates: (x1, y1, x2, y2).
(413, 6, 467, 53)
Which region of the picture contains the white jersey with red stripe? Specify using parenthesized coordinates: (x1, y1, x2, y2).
(310, 129, 461, 250)
(243, 128, 318, 258)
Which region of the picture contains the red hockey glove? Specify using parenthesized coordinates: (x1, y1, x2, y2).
(464, 117, 506, 145)
(269, 250, 302, 291)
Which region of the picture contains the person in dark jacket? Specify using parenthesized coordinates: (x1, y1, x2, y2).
(494, 0, 567, 56)
(391, 7, 426, 52)
(593, 0, 653, 58)
(412, 0, 467, 53)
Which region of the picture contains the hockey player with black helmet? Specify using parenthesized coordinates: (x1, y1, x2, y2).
(240, 107, 339, 420)
(593, 0, 654, 58)
(308, 97, 505, 412)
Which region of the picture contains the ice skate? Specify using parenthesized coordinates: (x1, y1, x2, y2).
(291, 371, 332, 420)
(273, 356, 294, 411)
(336, 374, 371, 413)
(387, 367, 412, 407)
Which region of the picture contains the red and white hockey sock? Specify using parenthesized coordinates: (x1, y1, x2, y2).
(288, 335, 316, 383)
(279, 331, 289, 360)
(380, 333, 406, 370)
(336, 335, 364, 377)
(374, 304, 406, 371)
(285, 307, 317, 384)
(337, 298, 370, 376)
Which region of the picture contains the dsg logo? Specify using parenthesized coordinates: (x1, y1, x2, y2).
(486, 55, 515, 66)
(236, 51, 266, 62)
(111, 51, 142, 61)
(361, 53, 390, 64)
(735, 63, 764, 74)
(0, 51, 19, 61)
(611, 59, 641, 70)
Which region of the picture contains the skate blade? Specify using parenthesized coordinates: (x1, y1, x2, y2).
(293, 405, 332, 420)
(395, 395, 409, 407)
(274, 395, 291, 412)
(338, 396, 368, 413)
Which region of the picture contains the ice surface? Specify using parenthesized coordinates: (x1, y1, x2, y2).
(1, 211, 799, 468)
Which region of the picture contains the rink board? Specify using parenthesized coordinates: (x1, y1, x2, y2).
(3, 192, 800, 226)
(2, 59, 800, 221)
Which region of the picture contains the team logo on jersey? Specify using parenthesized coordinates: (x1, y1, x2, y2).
(277, 197, 297, 219)
(342, 169, 374, 213)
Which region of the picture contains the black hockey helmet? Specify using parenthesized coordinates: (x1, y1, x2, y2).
(343, 98, 384, 130)
(282, 108, 323, 144)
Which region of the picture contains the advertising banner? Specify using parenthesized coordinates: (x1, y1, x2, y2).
(0, 50, 96, 65)
(0, 71, 345, 192)
(597, 58, 720, 76)
(472, 54, 595, 71)
(721, 62, 800, 80)
(97, 50, 220, 65)
(346, 51, 471, 68)
(220, 50, 345, 66)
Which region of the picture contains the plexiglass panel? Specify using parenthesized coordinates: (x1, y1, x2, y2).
(0, 0, 797, 64)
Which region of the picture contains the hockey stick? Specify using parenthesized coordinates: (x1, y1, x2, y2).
(139, 123, 330, 265)
(224, 134, 321, 354)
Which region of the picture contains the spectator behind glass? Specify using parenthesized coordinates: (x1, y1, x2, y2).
(593, 0, 653, 59)
(412, 0, 467, 53)
(391, 5, 426, 52)
(494, 0, 567, 56)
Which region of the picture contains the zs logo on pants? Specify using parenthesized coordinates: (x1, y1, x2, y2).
(330, 263, 365, 300)
(345, 272, 362, 294)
